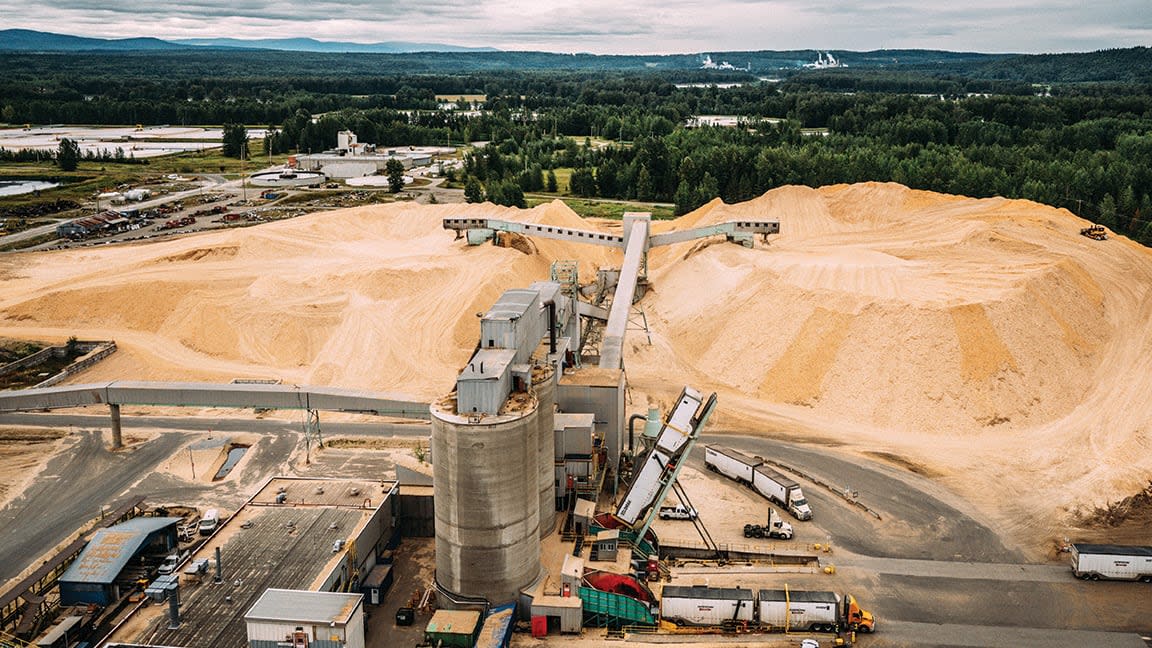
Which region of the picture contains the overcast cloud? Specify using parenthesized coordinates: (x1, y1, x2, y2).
(2, 0, 1150, 54)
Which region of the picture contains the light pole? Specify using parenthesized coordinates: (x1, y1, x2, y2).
(241, 141, 248, 203)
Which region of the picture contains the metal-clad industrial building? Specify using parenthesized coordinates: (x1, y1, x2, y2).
(105, 478, 399, 648)
(479, 289, 543, 364)
(530, 595, 582, 633)
(244, 589, 364, 648)
(456, 348, 518, 415)
(58, 517, 181, 606)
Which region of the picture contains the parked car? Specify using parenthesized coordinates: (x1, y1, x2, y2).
(658, 505, 698, 520)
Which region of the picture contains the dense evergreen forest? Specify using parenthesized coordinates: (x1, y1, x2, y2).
(2, 48, 1151, 242)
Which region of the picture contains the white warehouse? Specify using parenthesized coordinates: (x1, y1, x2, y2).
(294, 130, 443, 179)
(244, 589, 365, 648)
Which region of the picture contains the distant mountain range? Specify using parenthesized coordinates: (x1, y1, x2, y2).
(0, 29, 497, 53)
(0, 29, 183, 51)
(171, 37, 496, 53)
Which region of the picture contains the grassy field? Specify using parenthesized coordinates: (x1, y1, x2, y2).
(435, 94, 487, 103)
(526, 196, 675, 220)
(0, 142, 292, 228)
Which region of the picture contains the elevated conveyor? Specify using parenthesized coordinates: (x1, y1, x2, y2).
(614, 387, 717, 547)
(0, 381, 430, 417)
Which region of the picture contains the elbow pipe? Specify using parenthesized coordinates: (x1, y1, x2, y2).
(547, 301, 557, 355)
(628, 413, 647, 452)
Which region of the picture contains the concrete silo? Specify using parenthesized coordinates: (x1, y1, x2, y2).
(431, 388, 541, 605)
(533, 364, 557, 536)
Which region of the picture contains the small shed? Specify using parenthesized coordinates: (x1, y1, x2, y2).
(591, 529, 619, 562)
(572, 498, 596, 536)
(244, 588, 364, 648)
(424, 609, 480, 648)
(35, 615, 83, 648)
(531, 595, 583, 634)
(554, 413, 595, 459)
(560, 555, 584, 596)
(59, 516, 182, 606)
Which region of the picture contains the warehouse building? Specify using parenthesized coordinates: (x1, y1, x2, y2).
(106, 477, 398, 648)
(244, 589, 364, 648)
(294, 131, 440, 179)
(56, 211, 133, 239)
(58, 517, 182, 606)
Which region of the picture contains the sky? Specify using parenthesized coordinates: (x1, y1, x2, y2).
(2, 0, 1150, 55)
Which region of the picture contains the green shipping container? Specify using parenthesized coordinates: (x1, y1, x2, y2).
(424, 609, 481, 648)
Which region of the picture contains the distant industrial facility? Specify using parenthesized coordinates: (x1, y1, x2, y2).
(294, 131, 443, 180)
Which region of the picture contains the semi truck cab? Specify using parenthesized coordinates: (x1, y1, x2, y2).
(768, 508, 794, 539)
(843, 593, 876, 633)
(787, 487, 812, 521)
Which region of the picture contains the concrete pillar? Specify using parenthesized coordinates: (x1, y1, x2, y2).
(109, 403, 123, 449)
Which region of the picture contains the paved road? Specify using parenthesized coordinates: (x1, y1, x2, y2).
(697, 433, 1019, 562)
(3, 415, 1150, 645)
(695, 433, 1152, 644)
(0, 429, 190, 583)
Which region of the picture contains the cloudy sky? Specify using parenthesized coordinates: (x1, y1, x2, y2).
(3, 0, 1150, 54)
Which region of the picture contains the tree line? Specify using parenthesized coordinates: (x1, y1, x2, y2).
(4, 57, 1152, 243)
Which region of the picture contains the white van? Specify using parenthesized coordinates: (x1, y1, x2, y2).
(198, 508, 220, 536)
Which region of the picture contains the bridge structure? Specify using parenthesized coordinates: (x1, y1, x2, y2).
(0, 381, 430, 449)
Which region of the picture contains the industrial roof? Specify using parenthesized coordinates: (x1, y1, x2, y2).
(245, 589, 363, 626)
(60, 517, 182, 584)
(483, 289, 538, 321)
(661, 585, 755, 601)
(457, 348, 516, 381)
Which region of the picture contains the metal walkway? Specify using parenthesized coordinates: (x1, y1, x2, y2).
(0, 380, 430, 417)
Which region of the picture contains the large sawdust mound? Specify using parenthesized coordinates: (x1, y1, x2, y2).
(0, 200, 613, 398)
(2, 183, 1152, 532)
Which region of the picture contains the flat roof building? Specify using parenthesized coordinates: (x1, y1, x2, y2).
(245, 589, 364, 648)
(107, 478, 398, 648)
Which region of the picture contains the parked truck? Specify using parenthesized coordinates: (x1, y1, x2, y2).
(752, 465, 812, 521)
(660, 585, 756, 627)
(757, 590, 875, 633)
(1070, 543, 1152, 582)
(660, 585, 876, 634)
(704, 444, 813, 520)
(743, 507, 794, 540)
(704, 445, 760, 484)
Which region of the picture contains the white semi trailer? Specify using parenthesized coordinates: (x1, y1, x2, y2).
(752, 465, 812, 521)
(757, 590, 875, 633)
(660, 585, 755, 626)
(704, 444, 813, 520)
(703, 445, 761, 483)
(1070, 544, 1152, 582)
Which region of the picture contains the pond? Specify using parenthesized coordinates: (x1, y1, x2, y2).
(0, 180, 60, 197)
(212, 444, 250, 481)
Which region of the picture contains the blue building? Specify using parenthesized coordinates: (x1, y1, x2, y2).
(59, 517, 182, 606)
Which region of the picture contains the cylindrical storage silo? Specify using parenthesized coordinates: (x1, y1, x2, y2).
(533, 364, 557, 536)
(431, 394, 541, 605)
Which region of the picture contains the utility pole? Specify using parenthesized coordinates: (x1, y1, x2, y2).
(241, 141, 248, 203)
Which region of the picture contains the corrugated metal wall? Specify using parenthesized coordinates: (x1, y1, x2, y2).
(398, 492, 435, 538)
